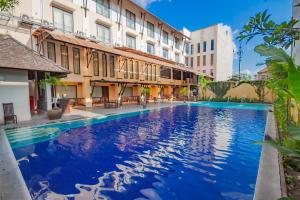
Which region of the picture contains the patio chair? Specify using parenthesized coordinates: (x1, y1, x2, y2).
(2, 103, 17, 124)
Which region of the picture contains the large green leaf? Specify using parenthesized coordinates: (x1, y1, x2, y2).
(287, 62, 300, 104)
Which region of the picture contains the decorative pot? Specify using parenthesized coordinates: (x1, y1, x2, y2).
(47, 108, 62, 120)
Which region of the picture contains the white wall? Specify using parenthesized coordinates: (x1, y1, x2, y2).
(0, 68, 31, 124)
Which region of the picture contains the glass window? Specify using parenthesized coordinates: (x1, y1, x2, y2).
(175, 37, 180, 49)
(173, 69, 181, 80)
(190, 57, 193, 67)
(53, 7, 73, 34)
(203, 41, 207, 52)
(210, 54, 214, 65)
(154, 65, 156, 81)
(163, 48, 168, 59)
(197, 43, 200, 53)
(129, 60, 134, 79)
(73, 48, 80, 74)
(147, 21, 154, 38)
(102, 54, 107, 77)
(163, 31, 168, 44)
(203, 55, 206, 66)
(203, 70, 206, 73)
(60, 45, 69, 69)
(135, 61, 139, 80)
(160, 66, 171, 79)
(126, 10, 135, 30)
(110, 55, 115, 78)
(47, 42, 56, 62)
(126, 34, 136, 49)
(147, 43, 155, 55)
(197, 56, 200, 66)
(185, 57, 189, 66)
(95, 0, 110, 18)
(124, 60, 128, 79)
(97, 24, 111, 44)
(190, 44, 194, 54)
(175, 53, 180, 63)
(93, 52, 99, 76)
(185, 43, 189, 54)
(145, 64, 149, 80)
(211, 39, 215, 51)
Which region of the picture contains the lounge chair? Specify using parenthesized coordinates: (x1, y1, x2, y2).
(2, 103, 17, 124)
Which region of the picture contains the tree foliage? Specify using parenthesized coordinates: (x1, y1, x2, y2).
(237, 10, 300, 49)
(0, 0, 19, 12)
(207, 81, 233, 99)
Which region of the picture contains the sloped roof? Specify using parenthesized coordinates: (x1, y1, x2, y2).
(0, 34, 69, 73)
(257, 67, 268, 74)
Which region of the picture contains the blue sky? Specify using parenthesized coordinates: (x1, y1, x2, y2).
(134, 0, 292, 76)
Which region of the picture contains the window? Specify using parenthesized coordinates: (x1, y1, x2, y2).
(163, 48, 168, 59)
(135, 61, 139, 80)
(203, 70, 206, 74)
(147, 43, 155, 55)
(210, 54, 214, 65)
(61, 45, 69, 69)
(175, 37, 180, 49)
(147, 22, 154, 38)
(163, 31, 168, 44)
(173, 69, 181, 80)
(150, 65, 153, 81)
(197, 56, 200, 66)
(110, 55, 115, 77)
(102, 54, 107, 77)
(47, 42, 56, 62)
(185, 57, 189, 66)
(211, 39, 215, 51)
(160, 66, 171, 79)
(154, 65, 156, 81)
(197, 43, 200, 53)
(175, 53, 180, 63)
(190, 44, 194, 54)
(126, 10, 135, 30)
(95, 0, 110, 18)
(73, 48, 80, 74)
(190, 57, 194, 67)
(97, 24, 110, 44)
(129, 60, 134, 79)
(203, 55, 206, 66)
(185, 43, 189, 54)
(53, 7, 73, 34)
(124, 60, 128, 79)
(93, 52, 99, 76)
(203, 41, 207, 52)
(145, 64, 149, 80)
(210, 69, 214, 76)
(126, 34, 136, 49)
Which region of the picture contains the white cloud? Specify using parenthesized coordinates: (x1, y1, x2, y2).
(133, 0, 169, 8)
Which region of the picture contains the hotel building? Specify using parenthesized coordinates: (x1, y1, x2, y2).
(0, 0, 234, 122)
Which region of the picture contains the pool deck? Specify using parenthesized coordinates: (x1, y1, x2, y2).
(0, 102, 284, 200)
(254, 110, 284, 200)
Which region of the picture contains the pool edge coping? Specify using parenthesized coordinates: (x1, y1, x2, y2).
(254, 109, 285, 200)
(0, 129, 32, 200)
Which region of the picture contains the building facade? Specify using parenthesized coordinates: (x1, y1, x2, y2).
(183, 24, 235, 81)
(0, 0, 234, 115)
(293, 0, 300, 65)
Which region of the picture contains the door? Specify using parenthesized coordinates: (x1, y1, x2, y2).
(102, 86, 109, 98)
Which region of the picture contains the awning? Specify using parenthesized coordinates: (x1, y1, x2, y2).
(0, 34, 69, 74)
(33, 29, 196, 74)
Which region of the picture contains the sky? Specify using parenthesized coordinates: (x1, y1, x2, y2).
(133, 0, 293, 76)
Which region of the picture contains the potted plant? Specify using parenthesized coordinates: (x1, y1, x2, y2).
(39, 76, 66, 120)
(141, 87, 150, 108)
(179, 87, 188, 103)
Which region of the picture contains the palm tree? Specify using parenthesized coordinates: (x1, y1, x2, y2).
(0, 0, 19, 12)
(198, 75, 211, 100)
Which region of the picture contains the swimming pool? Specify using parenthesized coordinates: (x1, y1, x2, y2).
(8, 103, 269, 200)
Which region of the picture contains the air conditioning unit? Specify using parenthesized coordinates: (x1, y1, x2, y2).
(89, 35, 98, 43)
(20, 14, 34, 25)
(75, 31, 87, 39)
(41, 20, 54, 30)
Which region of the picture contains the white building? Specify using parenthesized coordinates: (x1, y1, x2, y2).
(293, 0, 300, 65)
(183, 24, 235, 81)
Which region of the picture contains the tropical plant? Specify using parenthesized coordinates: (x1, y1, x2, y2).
(179, 87, 188, 96)
(207, 81, 233, 99)
(0, 0, 18, 12)
(237, 10, 300, 49)
(141, 87, 150, 96)
(39, 75, 66, 98)
(198, 75, 211, 99)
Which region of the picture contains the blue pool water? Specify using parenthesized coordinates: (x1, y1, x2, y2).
(9, 103, 268, 200)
